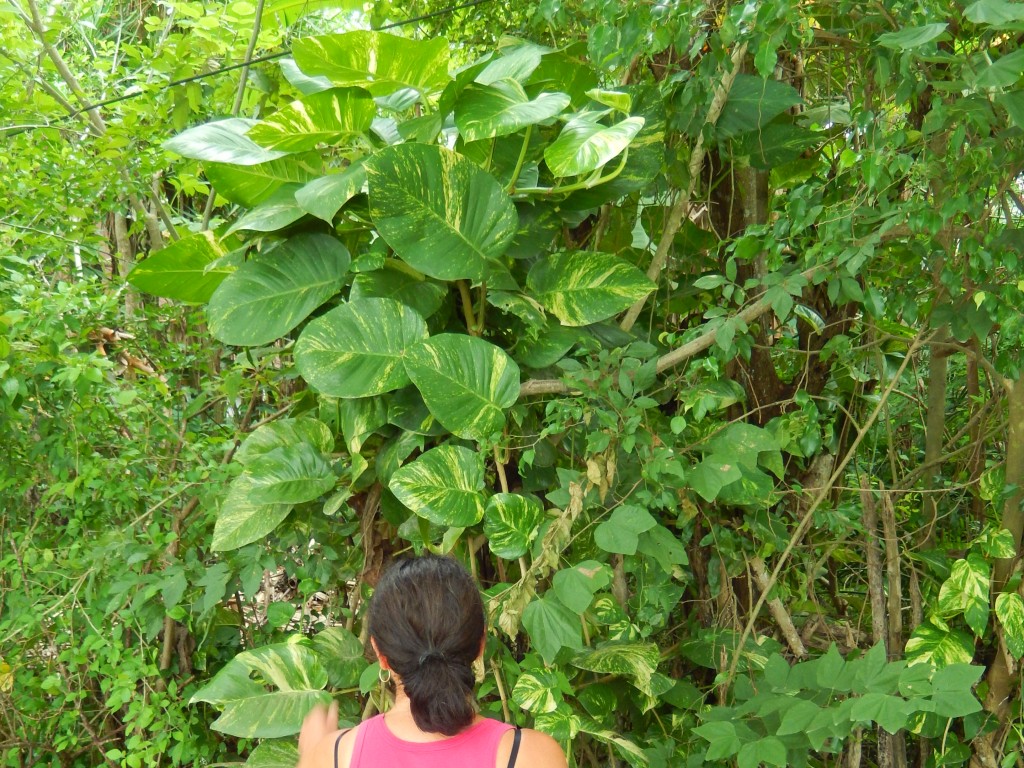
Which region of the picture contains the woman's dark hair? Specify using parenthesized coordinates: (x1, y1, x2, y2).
(367, 554, 485, 736)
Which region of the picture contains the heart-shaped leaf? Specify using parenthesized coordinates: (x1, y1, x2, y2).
(235, 418, 335, 467)
(527, 251, 655, 326)
(350, 267, 447, 319)
(404, 334, 520, 440)
(389, 444, 485, 526)
(245, 443, 336, 505)
(456, 80, 569, 142)
(522, 595, 583, 664)
(295, 297, 428, 398)
(207, 233, 349, 346)
(544, 114, 644, 177)
(212, 474, 293, 551)
(366, 144, 518, 281)
(484, 493, 544, 559)
(295, 160, 367, 222)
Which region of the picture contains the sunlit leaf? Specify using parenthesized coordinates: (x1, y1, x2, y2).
(212, 474, 293, 551)
(455, 80, 569, 143)
(165, 118, 288, 165)
(295, 161, 367, 223)
(292, 32, 450, 96)
(247, 88, 374, 152)
(484, 493, 544, 559)
(245, 443, 336, 504)
(544, 114, 644, 177)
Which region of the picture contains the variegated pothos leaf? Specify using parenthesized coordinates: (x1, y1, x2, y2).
(388, 444, 485, 526)
(527, 251, 655, 326)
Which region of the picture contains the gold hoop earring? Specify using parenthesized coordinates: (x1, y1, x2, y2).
(378, 666, 391, 684)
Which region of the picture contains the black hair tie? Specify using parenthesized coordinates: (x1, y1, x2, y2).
(418, 649, 446, 667)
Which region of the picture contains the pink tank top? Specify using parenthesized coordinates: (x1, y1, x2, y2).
(349, 714, 514, 768)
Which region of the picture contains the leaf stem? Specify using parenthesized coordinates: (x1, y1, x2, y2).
(506, 125, 533, 193)
(458, 280, 480, 336)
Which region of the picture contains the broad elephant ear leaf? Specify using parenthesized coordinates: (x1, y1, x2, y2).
(211, 474, 293, 552)
(295, 297, 429, 398)
(207, 233, 350, 346)
(190, 644, 330, 738)
(292, 31, 451, 96)
(404, 334, 520, 441)
(365, 144, 518, 281)
(389, 444, 485, 526)
(527, 251, 655, 326)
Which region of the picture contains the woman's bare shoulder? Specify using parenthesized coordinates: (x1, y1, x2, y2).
(497, 726, 568, 768)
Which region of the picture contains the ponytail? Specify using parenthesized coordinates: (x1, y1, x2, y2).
(367, 555, 485, 736)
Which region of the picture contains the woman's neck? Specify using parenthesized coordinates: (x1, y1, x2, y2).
(380, 685, 479, 742)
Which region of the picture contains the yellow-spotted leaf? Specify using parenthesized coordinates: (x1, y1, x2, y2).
(235, 417, 334, 467)
(295, 298, 428, 398)
(292, 32, 450, 96)
(404, 334, 520, 441)
(455, 80, 569, 143)
(527, 251, 655, 326)
(247, 88, 374, 152)
(484, 493, 544, 559)
(212, 474, 293, 551)
(389, 444, 485, 526)
(190, 643, 330, 738)
(128, 231, 230, 304)
(0, 659, 12, 693)
(206, 153, 323, 207)
(572, 642, 660, 696)
(295, 160, 366, 223)
(312, 626, 366, 688)
(207, 233, 349, 346)
(544, 114, 644, 177)
(365, 144, 518, 281)
(225, 186, 306, 235)
(245, 741, 298, 768)
(512, 668, 567, 714)
(245, 443, 336, 505)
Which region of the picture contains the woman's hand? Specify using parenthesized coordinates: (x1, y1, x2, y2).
(297, 700, 338, 767)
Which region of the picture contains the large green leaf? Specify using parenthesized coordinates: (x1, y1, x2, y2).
(552, 561, 612, 613)
(338, 396, 389, 453)
(312, 626, 366, 688)
(476, 43, 546, 85)
(247, 88, 375, 152)
(165, 118, 288, 165)
(937, 553, 990, 636)
(190, 644, 330, 738)
(212, 474, 293, 552)
(455, 80, 569, 143)
(207, 233, 349, 346)
(522, 595, 583, 664)
(294, 297, 428, 398)
(484, 493, 544, 559)
(404, 334, 520, 440)
(512, 669, 566, 714)
(688, 456, 743, 502)
(245, 443, 336, 504)
(235, 418, 334, 467)
(366, 144, 518, 281)
(543, 114, 644, 177)
(292, 32, 450, 96)
(205, 153, 323, 207)
(245, 741, 299, 768)
(349, 267, 447, 319)
(594, 505, 656, 555)
(225, 186, 306, 235)
(996, 592, 1024, 658)
(717, 76, 802, 139)
(527, 251, 655, 326)
(572, 642, 660, 696)
(388, 444, 485, 526)
(127, 231, 230, 303)
(295, 161, 367, 223)
(905, 620, 975, 666)
(877, 23, 947, 49)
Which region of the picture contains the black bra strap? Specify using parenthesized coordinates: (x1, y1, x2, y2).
(333, 729, 351, 768)
(506, 726, 522, 768)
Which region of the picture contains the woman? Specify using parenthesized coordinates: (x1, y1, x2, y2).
(297, 555, 568, 768)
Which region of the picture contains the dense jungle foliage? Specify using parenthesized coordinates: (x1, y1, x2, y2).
(2, 1, 1024, 767)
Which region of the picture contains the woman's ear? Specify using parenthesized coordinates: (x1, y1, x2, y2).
(370, 637, 389, 670)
